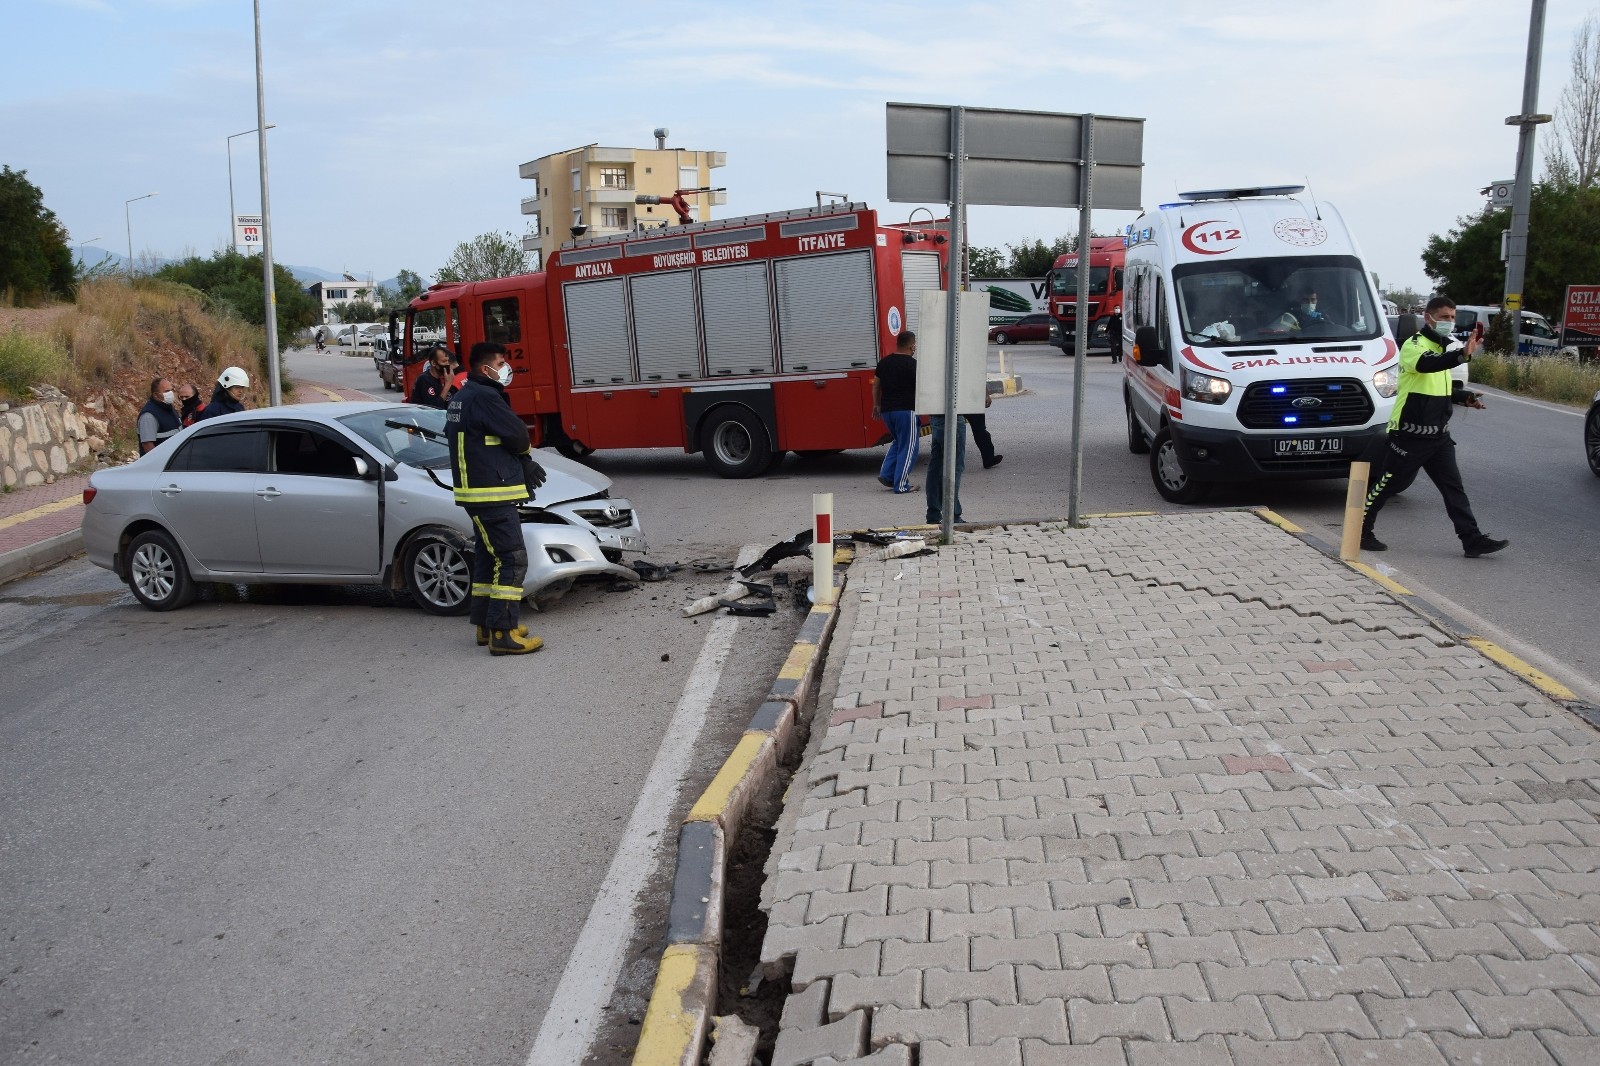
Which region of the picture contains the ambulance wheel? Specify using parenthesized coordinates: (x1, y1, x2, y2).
(403, 531, 471, 616)
(1150, 427, 1209, 504)
(1125, 398, 1149, 454)
(126, 528, 197, 611)
(702, 406, 771, 479)
(994, 331, 1010, 345)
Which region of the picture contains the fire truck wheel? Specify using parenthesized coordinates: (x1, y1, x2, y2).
(556, 439, 595, 460)
(1150, 427, 1210, 504)
(702, 406, 772, 479)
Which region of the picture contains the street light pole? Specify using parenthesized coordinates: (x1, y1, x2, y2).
(226, 123, 276, 252)
(123, 193, 157, 277)
(1504, 0, 1551, 321)
(253, 0, 282, 405)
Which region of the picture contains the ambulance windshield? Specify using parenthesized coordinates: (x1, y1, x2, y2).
(1050, 266, 1109, 297)
(1173, 255, 1381, 347)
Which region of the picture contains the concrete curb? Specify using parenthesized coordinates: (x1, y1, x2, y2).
(1251, 506, 1597, 725)
(0, 529, 84, 588)
(632, 556, 849, 1066)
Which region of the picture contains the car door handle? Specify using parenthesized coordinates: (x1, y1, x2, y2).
(256, 487, 282, 499)
(159, 484, 181, 496)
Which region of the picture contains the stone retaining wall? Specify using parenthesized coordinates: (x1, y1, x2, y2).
(0, 400, 107, 489)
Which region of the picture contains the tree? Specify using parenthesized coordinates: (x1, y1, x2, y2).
(436, 233, 529, 283)
(1383, 286, 1424, 311)
(1552, 14, 1600, 190)
(155, 249, 320, 344)
(376, 268, 425, 311)
(0, 166, 75, 304)
(1005, 236, 1075, 278)
(1421, 182, 1600, 313)
(338, 299, 380, 323)
(967, 245, 1006, 277)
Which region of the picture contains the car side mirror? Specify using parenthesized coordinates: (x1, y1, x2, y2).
(353, 456, 372, 479)
(1133, 325, 1168, 368)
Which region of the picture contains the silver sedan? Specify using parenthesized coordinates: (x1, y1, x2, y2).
(81, 402, 646, 613)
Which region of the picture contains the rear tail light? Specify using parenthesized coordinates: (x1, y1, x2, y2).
(82, 487, 97, 505)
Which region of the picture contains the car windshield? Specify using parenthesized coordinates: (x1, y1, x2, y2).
(338, 407, 450, 467)
(1174, 255, 1382, 346)
(1050, 266, 1109, 297)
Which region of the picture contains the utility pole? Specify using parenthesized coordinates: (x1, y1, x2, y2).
(1503, 0, 1551, 320)
(253, 0, 282, 406)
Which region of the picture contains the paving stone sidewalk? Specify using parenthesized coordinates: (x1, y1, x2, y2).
(759, 511, 1600, 1066)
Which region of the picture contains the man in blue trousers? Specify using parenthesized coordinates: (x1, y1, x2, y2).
(873, 330, 919, 493)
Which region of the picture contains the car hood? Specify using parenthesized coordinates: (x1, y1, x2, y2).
(401, 448, 611, 508)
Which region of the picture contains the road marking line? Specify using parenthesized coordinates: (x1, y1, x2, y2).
(304, 383, 345, 402)
(525, 545, 758, 1066)
(1464, 637, 1578, 702)
(1471, 385, 1585, 416)
(1346, 560, 1413, 597)
(0, 495, 81, 532)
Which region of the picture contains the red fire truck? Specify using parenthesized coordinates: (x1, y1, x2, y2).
(1046, 236, 1126, 356)
(396, 204, 948, 477)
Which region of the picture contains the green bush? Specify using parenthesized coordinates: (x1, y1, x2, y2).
(1471, 353, 1600, 407)
(0, 326, 73, 400)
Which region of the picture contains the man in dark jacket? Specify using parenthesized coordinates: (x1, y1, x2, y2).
(1362, 297, 1507, 557)
(447, 342, 547, 655)
(408, 346, 456, 409)
(192, 367, 250, 423)
(137, 377, 183, 454)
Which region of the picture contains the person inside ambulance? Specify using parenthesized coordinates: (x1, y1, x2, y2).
(1292, 289, 1328, 324)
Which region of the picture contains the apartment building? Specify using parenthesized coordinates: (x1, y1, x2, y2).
(305, 276, 376, 325)
(518, 130, 726, 269)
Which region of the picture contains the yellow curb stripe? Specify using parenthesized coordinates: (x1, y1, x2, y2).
(305, 383, 344, 402)
(1346, 560, 1413, 597)
(632, 944, 710, 1066)
(778, 642, 817, 681)
(0, 494, 81, 532)
(686, 733, 770, 823)
(1253, 508, 1304, 534)
(1464, 637, 1578, 702)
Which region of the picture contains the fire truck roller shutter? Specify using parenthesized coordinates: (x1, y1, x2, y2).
(630, 270, 702, 381)
(564, 278, 635, 385)
(682, 385, 778, 478)
(901, 251, 943, 333)
(775, 250, 878, 373)
(701, 261, 776, 377)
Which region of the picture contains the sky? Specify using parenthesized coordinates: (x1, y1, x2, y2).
(3, 0, 1589, 297)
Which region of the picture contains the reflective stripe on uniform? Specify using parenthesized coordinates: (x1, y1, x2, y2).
(471, 582, 493, 597)
(484, 435, 501, 446)
(488, 584, 523, 600)
(454, 484, 529, 504)
(472, 515, 503, 595)
(456, 431, 470, 489)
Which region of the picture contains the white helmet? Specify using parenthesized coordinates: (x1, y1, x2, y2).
(217, 366, 251, 389)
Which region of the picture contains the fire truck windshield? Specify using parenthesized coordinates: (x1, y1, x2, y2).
(1173, 255, 1381, 347)
(1051, 266, 1109, 297)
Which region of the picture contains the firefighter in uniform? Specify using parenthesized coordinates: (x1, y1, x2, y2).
(1361, 297, 1508, 558)
(447, 342, 548, 654)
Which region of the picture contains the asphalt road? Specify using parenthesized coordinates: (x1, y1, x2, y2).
(3, 343, 1594, 1066)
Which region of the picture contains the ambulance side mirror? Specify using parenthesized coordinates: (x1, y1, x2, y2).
(1133, 325, 1169, 368)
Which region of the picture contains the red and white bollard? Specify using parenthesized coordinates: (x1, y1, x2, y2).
(813, 493, 835, 605)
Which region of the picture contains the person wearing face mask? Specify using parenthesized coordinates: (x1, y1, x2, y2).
(137, 377, 183, 454)
(192, 367, 251, 422)
(177, 382, 204, 425)
(446, 341, 548, 655)
(1361, 296, 1507, 557)
(408, 345, 457, 409)
(1294, 289, 1327, 324)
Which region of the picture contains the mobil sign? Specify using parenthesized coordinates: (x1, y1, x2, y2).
(1561, 285, 1600, 347)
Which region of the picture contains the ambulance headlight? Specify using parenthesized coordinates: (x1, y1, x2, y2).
(1372, 367, 1399, 398)
(1182, 368, 1232, 404)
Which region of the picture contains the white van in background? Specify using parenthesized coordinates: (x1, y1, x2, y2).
(1451, 305, 1566, 357)
(1122, 185, 1397, 503)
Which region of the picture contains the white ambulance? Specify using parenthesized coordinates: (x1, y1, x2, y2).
(1121, 185, 1397, 503)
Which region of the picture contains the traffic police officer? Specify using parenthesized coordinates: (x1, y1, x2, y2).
(447, 341, 548, 654)
(1362, 297, 1508, 558)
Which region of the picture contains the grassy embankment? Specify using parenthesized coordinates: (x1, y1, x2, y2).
(1471, 351, 1600, 407)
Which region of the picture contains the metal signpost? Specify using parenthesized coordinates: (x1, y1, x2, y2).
(1502, 0, 1549, 320)
(887, 103, 1142, 536)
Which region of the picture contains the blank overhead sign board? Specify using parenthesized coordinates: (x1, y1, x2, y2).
(885, 103, 1144, 209)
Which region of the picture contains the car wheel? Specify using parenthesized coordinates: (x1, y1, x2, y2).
(403, 532, 471, 615)
(701, 406, 772, 478)
(1125, 395, 1150, 455)
(125, 528, 197, 611)
(1150, 427, 1209, 504)
(1587, 403, 1600, 477)
(994, 332, 1009, 345)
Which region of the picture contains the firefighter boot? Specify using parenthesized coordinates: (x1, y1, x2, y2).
(479, 623, 531, 647)
(489, 627, 544, 655)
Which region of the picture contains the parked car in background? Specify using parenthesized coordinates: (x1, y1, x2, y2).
(81, 403, 646, 614)
(1451, 305, 1568, 357)
(1587, 389, 1600, 477)
(989, 313, 1052, 345)
(371, 336, 405, 390)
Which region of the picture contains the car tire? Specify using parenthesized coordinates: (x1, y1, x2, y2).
(994, 332, 1009, 345)
(1125, 395, 1149, 454)
(701, 405, 772, 479)
(125, 528, 197, 611)
(403, 531, 472, 615)
(1587, 403, 1600, 477)
(1150, 427, 1209, 504)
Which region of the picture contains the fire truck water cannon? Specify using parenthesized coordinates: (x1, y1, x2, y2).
(635, 187, 726, 225)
